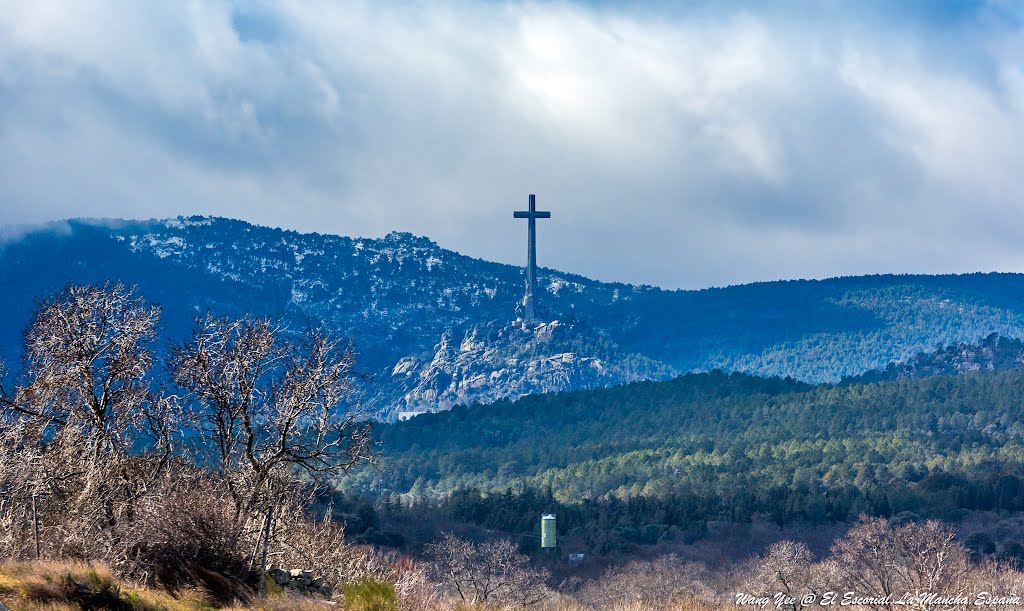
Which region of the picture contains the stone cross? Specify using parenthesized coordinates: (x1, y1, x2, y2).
(513, 194, 550, 322)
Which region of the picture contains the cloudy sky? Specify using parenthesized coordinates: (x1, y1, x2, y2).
(1, 1, 1023, 289)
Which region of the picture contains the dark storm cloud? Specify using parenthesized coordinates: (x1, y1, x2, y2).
(0, 1, 1023, 289)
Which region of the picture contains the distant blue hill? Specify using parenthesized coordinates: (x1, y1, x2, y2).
(3, 216, 1024, 417)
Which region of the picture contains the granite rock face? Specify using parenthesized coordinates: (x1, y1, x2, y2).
(372, 319, 673, 417)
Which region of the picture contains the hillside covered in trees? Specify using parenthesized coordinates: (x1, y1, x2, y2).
(345, 367, 1024, 531)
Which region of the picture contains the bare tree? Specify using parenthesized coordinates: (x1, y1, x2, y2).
(427, 533, 550, 608)
(169, 314, 373, 522)
(747, 541, 815, 611)
(830, 518, 902, 608)
(890, 519, 969, 600)
(578, 554, 714, 609)
(831, 516, 970, 610)
(0, 283, 174, 527)
(1, 282, 167, 450)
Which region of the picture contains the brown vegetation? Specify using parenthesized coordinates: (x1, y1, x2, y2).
(427, 534, 551, 607)
(0, 283, 375, 606)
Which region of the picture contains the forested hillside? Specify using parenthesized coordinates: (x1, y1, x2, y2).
(346, 368, 1024, 527)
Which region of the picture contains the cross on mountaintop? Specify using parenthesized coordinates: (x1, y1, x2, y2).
(513, 194, 550, 322)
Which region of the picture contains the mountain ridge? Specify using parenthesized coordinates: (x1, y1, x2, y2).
(4, 215, 1024, 417)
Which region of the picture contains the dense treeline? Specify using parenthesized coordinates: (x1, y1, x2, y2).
(342, 368, 1024, 532)
(353, 473, 1024, 559)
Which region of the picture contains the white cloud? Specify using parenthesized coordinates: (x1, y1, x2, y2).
(0, 1, 1022, 289)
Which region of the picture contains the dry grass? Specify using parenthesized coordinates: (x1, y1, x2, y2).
(0, 561, 335, 611)
(223, 598, 337, 611)
(419, 597, 722, 611)
(8, 558, 1014, 611)
(0, 560, 201, 610)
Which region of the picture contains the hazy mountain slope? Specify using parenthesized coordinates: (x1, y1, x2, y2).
(4, 216, 1024, 415)
(594, 277, 1024, 381)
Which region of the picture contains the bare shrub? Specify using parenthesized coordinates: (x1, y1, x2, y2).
(0, 284, 395, 606)
(577, 555, 714, 610)
(964, 558, 1024, 604)
(390, 556, 443, 611)
(427, 533, 551, 608)
(743, 540, 840, 611)
(0, 415, 44, 559)
(272, 501, 390, 589)
(118, 465, 249, 590)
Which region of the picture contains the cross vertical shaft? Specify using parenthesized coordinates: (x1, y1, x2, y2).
(527, 194, 537, 319)
(513, 193, 551, 322)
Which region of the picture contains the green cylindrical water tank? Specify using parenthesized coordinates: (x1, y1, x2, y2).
(541, 514, 556, 548)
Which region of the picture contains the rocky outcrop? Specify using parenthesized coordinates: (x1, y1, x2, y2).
(267, 567, 333, 599)
(369, 319, 674, 419)
(847, 333, 1024, 384)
